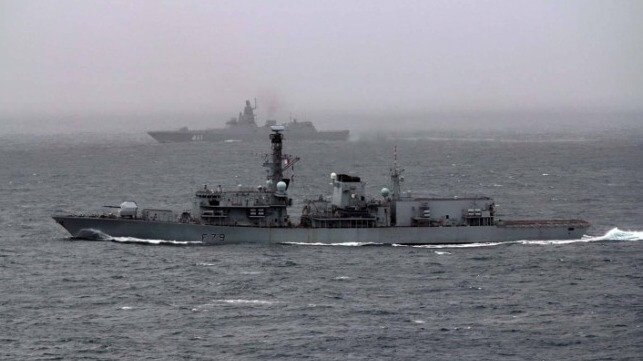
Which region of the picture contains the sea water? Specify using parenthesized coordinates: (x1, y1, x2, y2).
(1, 130, 641, 360)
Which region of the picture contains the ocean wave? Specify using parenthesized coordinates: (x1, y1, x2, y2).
(213, 299, 275, 305)
(588, 227, 642, 241)
(192, 299, 277, 311)
(518, 228, 642, 245)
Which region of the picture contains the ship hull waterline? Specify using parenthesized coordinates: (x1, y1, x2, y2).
(53, 216, 588, 245)
(148, 130, 350, 143)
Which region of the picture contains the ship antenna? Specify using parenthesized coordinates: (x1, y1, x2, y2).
(394, 145, 397, 169)
(390, 145, 404, 200)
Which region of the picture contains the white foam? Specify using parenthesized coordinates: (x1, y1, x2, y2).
(75, 228, 112, 241)
(518, 228, 642, 245)
(434, 251, 451, 255)
(282, 241, 382, 247)
(588, 227, 642, 241)
(289, 228, 641, 249)
(191, 299, 277, 311)
(214, 299, 275, 305)
(111, 236, 203, 245)
(411, 242, 504, 249)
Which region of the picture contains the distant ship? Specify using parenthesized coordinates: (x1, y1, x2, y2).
(148, 100, 349, 143)
(53, 126, 590, 245)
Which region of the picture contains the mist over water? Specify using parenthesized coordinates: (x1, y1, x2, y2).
(2, 110, 642, 143)
(1, 1, 642, 135)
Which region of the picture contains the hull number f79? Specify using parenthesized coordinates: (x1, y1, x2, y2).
(202, 233, 226, 242)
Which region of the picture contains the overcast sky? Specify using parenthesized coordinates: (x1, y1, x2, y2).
(0, 0, 641, 133)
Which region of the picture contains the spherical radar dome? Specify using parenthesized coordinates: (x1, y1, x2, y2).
(276, 181, 287, 193)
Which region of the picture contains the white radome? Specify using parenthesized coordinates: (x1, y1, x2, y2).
(276, 181, 287, 193)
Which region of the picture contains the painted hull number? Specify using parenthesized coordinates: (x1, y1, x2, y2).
(202, 233, 226, 242)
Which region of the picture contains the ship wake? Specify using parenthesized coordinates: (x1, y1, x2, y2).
(110, 237, 204, 246)
(72, 228, 203, 246)
(72, 228, 113, 241)
(282, 228, 641, 248)
(282, 241, 386, 247)
(518, 227, 642, 245)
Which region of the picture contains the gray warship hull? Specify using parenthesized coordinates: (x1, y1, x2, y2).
(53, 216, 589, 245)
(148, 129, 349, 143)
(149, 100, 348, 143)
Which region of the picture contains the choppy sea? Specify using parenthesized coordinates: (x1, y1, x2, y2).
(1, 129, 641, 360)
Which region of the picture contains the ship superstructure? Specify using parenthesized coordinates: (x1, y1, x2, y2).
(192, 126, 297, 228)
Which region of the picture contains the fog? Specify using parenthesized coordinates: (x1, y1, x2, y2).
(1, 0, 641, 135)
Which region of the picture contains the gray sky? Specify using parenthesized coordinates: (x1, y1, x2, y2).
(0, 0, 641, 132)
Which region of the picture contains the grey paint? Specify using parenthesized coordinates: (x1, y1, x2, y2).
(52, 128, 590, 244)
(52, 216, 588, 245)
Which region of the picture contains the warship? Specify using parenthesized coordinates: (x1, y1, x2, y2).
(148, 100, 349, 143)
(53, 126, 590, 244)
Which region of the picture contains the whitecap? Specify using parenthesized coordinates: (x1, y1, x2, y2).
(191, 299, 276, 311)
(213, 299, 275, 305)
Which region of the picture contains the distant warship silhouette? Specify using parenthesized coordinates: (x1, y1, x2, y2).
(148, 100, 349, 143)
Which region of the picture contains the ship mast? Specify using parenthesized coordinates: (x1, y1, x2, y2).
(390, 145, 404, 200)
(263, 126, 300, 193)
(268, 127, 284, 189)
